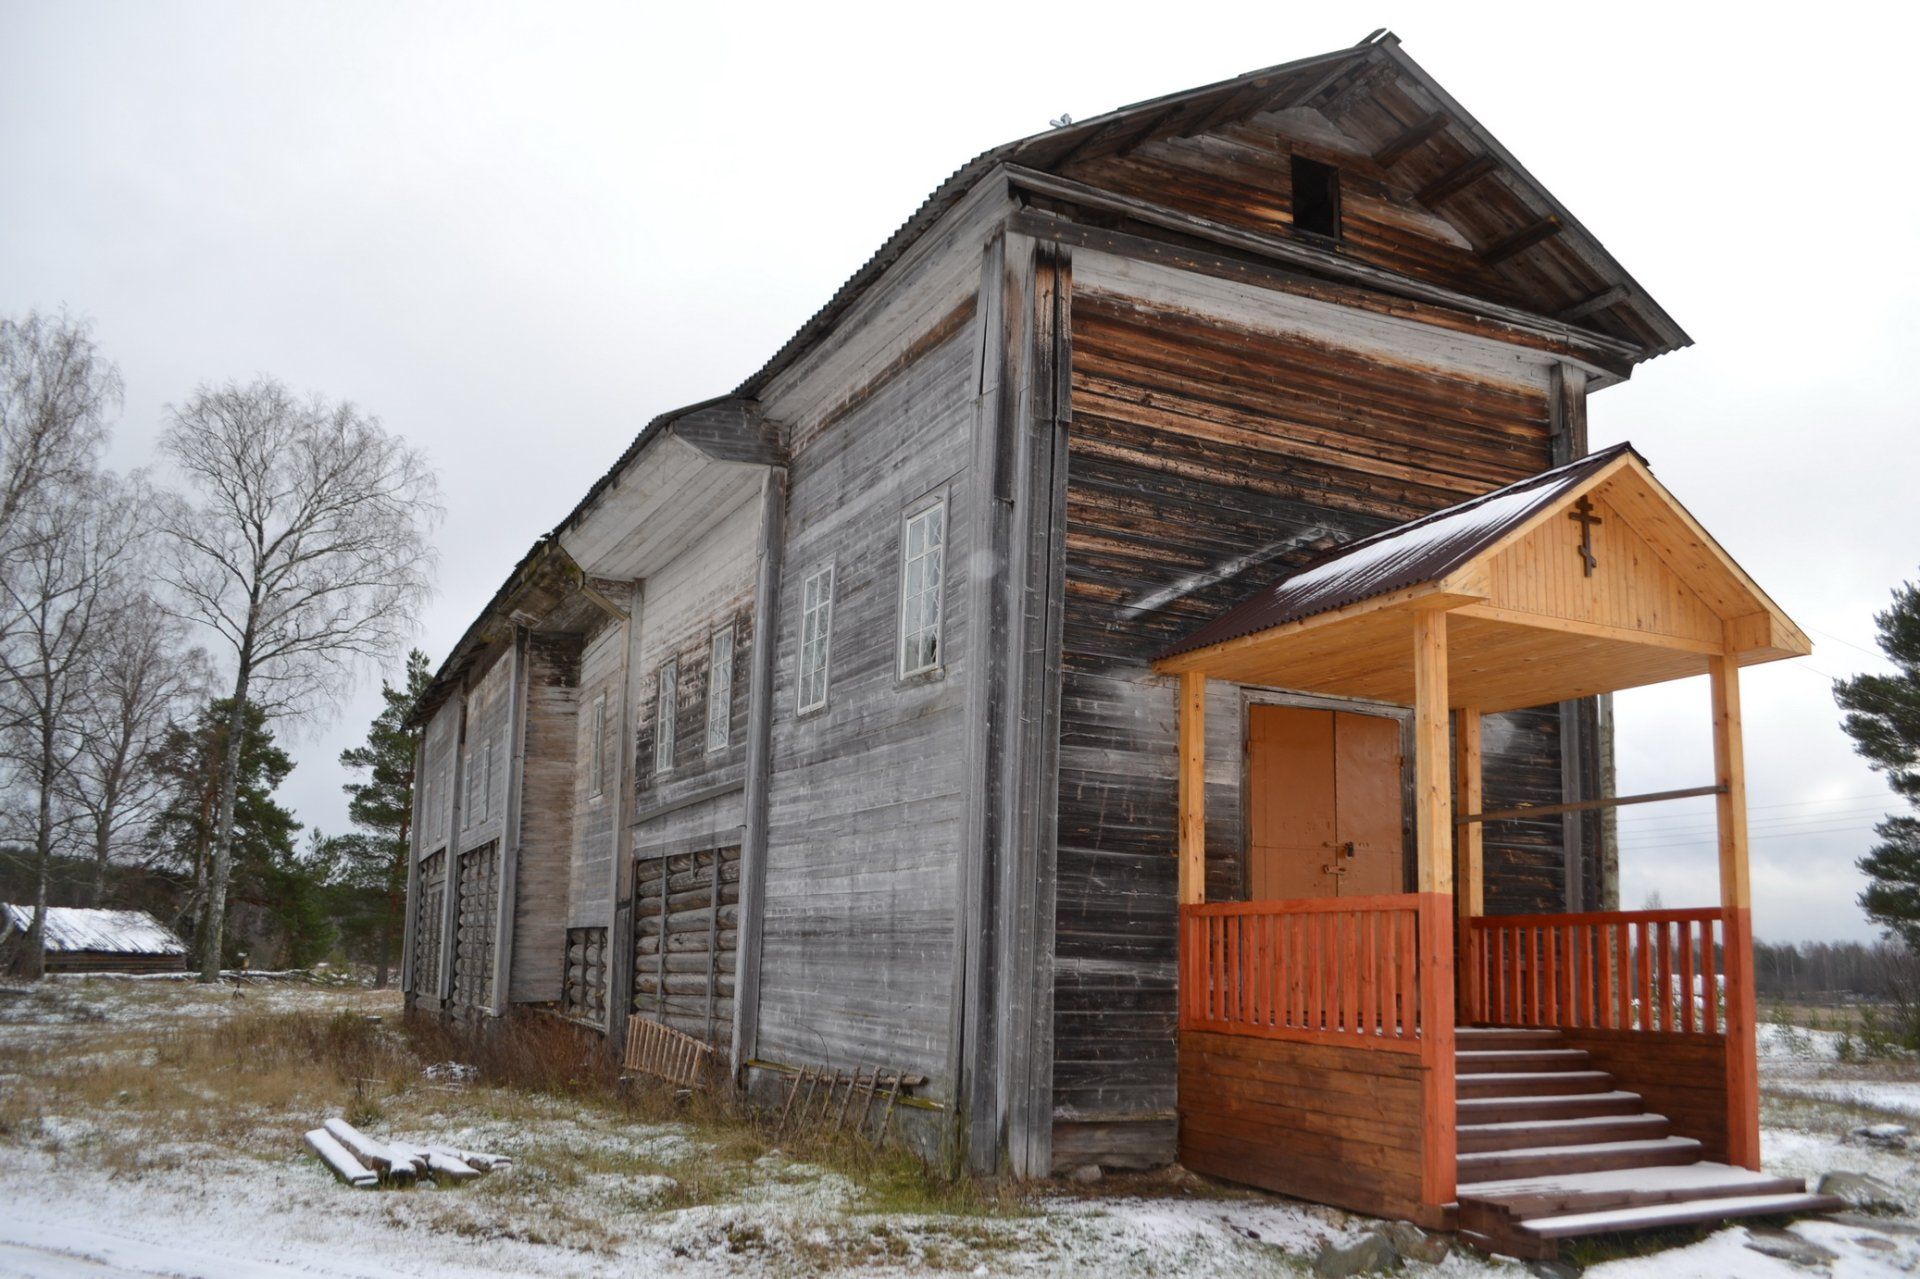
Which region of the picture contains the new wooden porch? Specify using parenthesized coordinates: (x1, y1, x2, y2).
(1154, 446, 1840, 1258)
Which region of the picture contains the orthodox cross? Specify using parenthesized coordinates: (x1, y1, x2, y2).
(1567, 496, 1602, 576)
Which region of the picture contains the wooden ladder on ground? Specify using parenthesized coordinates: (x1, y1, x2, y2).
(1452, 1026, 1841, 1260)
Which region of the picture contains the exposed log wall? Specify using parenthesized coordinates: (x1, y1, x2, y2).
(632, 845, 740, 1045)
(1053, 258, 1578, 1166)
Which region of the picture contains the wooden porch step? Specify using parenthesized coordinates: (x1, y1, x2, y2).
(1460, 1162, 1811, 1220)
(1457, 1090, 1645, 1123)
(1519, 1192, 1846, 1242)
(1456, 1163, 1840, 1260)
(1456, 1027, 1566, 1048)
(1456, 1135, 1702, 1184)
(1458, 1069, 1614, 1098)
(1456, 1048, 1592, 1072)
(1457, 1113, 1669, 1153)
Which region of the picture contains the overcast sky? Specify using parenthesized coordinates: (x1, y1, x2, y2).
(4, 2, 1915, 944)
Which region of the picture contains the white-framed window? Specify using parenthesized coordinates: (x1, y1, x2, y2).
(797, 564, 834, 714)
(654, 659, 678, 774)
(898, 499, 947, 677)
(707, 626, 734, 753)
(589, 691, 608, 797)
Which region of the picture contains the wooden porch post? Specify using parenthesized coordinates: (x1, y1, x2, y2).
(1455, 706, 1483, 1024)
(1413, 612, 1456, 1208)
(1178, 671, 1207, 907)
(1709, 654, 1760, 1170)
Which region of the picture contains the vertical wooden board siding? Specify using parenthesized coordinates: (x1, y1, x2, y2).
(418, 699, 460, 859)
(632, 492, 760, 815)
(457, 649, 516, 856)
(1177, 1030, 1433, 1222)
(509, 633, 580, 1004)
(1056, 284, 1570, 1160)
(1483, 495, 1724, 646)
(568, 620, 625, 928)
(755, 321, 976, 1094)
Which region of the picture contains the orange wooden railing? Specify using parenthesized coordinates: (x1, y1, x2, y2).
(1179, 894, 1440, 1053)
(1464, 907, 1738, 1035)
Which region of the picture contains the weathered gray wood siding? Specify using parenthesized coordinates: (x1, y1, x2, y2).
(509, 632, 580, 1004)
(404, 696, 463, 1004)
(752, 302, 977, 1099)
(631, 492, 758, 821)
(1048, 253, 1580, 1167)
(569, 619, 625, 929)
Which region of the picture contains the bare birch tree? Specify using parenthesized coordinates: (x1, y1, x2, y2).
(0, 473, 147, 978)
(0, 313, 118, 563)
(63, 600, 212, 905)
(158, 378, 440, 980)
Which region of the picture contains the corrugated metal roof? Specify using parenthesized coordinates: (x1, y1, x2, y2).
(1159, 443, 1638, 660)
(1, 905, 188, 955)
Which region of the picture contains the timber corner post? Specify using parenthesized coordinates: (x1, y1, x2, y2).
(1454, 704, 1484, 1022)
(1412, 610, 1457, 1213)
(1708, 652, 1760, 1170)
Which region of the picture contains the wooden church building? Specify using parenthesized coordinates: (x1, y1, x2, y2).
(403, 32, 1835, 1255)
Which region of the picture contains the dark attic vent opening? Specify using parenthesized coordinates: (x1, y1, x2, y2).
(1290, 155, 1341, 240)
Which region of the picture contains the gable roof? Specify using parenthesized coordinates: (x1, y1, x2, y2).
(1, 905, 187, 956)
(736, 29, 1688, 403)
(1159, 444, 1809, 674)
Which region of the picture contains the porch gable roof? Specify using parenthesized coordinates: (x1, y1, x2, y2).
(1154, 447, 1810, 712)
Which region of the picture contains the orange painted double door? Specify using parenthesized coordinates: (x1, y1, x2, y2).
(1247, 704, 1406, 901)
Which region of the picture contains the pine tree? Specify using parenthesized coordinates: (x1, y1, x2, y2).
(150, 697, 308, 966)
(1834, 577, 1920, 951)
(329, 649, 430, 987)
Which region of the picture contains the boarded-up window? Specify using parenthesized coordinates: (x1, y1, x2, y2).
(411, 850, 446, 998)
(654, 660, 678, 774)
(452, 842, 499, 1010)
(707, 627, 734, 753)
(632, 846, 740, 1049)
(797, 565, 834, 712)
(563, 926, 609, 1024)
(898, 500, 946, 676)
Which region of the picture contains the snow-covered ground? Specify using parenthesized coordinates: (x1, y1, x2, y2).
(0, 978, 1915, 1277)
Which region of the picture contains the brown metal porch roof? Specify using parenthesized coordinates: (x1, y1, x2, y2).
(1161, 444, 1638, 661)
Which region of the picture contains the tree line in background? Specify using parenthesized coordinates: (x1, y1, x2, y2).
(0, 310, 440, 982)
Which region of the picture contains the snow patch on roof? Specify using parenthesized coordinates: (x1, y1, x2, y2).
(1, 905, 187, 956)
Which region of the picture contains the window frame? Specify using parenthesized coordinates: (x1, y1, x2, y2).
(654, 658, 679, 775)
(707, 624, 735, 754)
(896, 496, 948, 679)
(796, 563, 835, 715)
(588, 690, 609, 797)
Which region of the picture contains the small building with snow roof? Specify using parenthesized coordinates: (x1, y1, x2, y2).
(1, 905, 189, 975)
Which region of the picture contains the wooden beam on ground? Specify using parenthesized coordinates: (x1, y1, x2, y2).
(1483, 215, 1563, 265)
(1456, 783, 1726, 826)
(1371, 112, 1449, 167)
(1178, 671, 1207, 906)
(1709, 654, 1760, 1170)
(1415, 154, 1499, 206)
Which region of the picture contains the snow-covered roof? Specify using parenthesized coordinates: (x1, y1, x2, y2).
(1161, 444, 1639, 660)
(0, 905, 188, 955)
